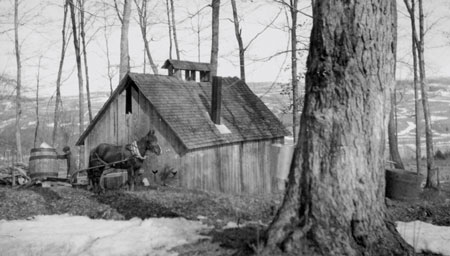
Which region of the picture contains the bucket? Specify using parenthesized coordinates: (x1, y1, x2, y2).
(385, 169, 423, 201)
(29, 148, 58, 179)
(103, 171, 128, 189)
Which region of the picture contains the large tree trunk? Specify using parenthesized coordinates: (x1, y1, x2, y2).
(264, 1, 412, 255)
(14, 0, 23, 162)
(119, 0, 132, 80)
(289, 0, 299, 143)
(230, 0, 245, 82)
(52, 0, 69, 146)
(417, 0, 437, 188)
(210, 0, 220, 78)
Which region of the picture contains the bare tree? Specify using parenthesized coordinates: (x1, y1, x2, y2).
(264, 0, 412, 254)
(418, 0, 437, 188)
(403, 0, 421, 175)
(230, 0, 245, 82)
(404, 0, 437, 188)
(78, 0, 93, 122)
(117, 0, 132, 80)
(134, 0, 159, 74)
(101, 0, 116, 95)
(210, 0, 220, 78)
(14, 0, 23, 162)
(388, 7, 404, 170)
(53, 0, 70, 146)
(68, 0, 85, 147)
(169, 0, 180, 60)
(289, 0, 299, 143)
(165, 0, 173, 59)
(34, 57, 42, 148)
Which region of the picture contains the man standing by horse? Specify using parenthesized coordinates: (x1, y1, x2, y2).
(87, 130, 161, 193)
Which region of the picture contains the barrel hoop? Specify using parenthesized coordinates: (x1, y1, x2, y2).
(29, 155, 58, 161)
(30, 148, 57, 153)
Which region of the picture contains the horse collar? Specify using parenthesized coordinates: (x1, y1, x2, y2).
(130, 141, 147, 160)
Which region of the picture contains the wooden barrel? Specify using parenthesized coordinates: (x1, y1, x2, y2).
(29, 148, 58, 179)
(385, 169, 423, 201)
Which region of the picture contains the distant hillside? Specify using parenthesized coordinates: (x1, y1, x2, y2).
(1, 78, 450, 162)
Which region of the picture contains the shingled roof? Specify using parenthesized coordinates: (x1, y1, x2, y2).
(77, 73, 290, 153)
(162, 59, 211, 71)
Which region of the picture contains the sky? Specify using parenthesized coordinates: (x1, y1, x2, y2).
(0, 0, 449, 97)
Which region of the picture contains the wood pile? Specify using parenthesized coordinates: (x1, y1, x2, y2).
(0, 163, 71, 188)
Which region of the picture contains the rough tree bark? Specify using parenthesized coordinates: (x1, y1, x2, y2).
(119, 0, 132, 80)
(210, 0, 220, 78)
(169, 0, 180, 60)
(14, 0, 23, 162)
(78, 0, 93, 122)
(52, 0, 69, 146)
(264, 0, 412, 255)
(230, 0, 245, 82)
(134, 0, 159, 75)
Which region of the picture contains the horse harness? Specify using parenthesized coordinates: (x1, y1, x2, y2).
(94, 140, 147, 168)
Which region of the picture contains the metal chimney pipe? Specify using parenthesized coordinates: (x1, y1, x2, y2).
(211, 76, 222, 124)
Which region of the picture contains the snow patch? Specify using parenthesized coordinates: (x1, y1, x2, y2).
(0, 214, 210, 256)
(397, 221, 450, 255)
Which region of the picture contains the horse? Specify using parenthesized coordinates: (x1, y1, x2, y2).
(87, 130, 161, 193)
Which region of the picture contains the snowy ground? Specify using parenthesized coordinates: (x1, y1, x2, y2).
(397, 221, 450, 255)
(0, 215, 210, 256)
(1, 214, 449, 255)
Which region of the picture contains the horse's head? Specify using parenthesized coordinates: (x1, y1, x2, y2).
(145, 130, 161, 156)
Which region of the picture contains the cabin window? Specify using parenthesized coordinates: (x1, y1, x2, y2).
(126, 86, 132, 114)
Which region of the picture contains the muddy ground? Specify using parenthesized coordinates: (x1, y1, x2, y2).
(1, 184, 450, 255)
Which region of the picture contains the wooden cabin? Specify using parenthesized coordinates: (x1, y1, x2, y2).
(76, 62, 290, 194)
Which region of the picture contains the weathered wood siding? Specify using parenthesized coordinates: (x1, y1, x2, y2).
(83, 83, 285, 195)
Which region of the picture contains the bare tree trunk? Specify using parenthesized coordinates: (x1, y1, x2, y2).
(210, 0, 220, 78)
(34, 57, 42, 148)
(264, 0, 412, 255)
(388, 8, 404, 170)
(68, 0, 85, 167)
(230, 0, 245, 82)
(78, 0, 92, 122)
(134, 0, 159, 75)
(404, 0, 422, 175)
(170, 0, 180, 60)
(289, 0, 299, 143)
(165, 0, 173, 59)
(388, 90, 405, 169)
(119, 0, 132, 80)
(14, 0, 22, 162)
(53, 0, 69, 146)
(417, 0, 437, 188)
